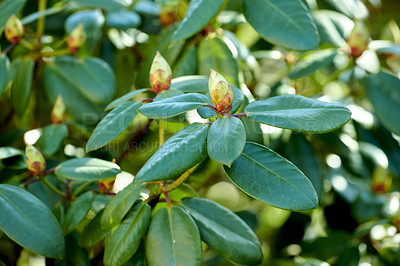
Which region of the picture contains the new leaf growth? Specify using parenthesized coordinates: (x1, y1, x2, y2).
(25, 145, 46, 176)
(209, 69, 233, 114)
(5, 15, 24, 44)
(51, 95, 66, 124)
(67, 23, 86, 54)
(149, 51, 172, 94)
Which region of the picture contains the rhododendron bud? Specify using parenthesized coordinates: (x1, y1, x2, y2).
(25, 145, 46, 176)
(346, 21, 370, 58)
(5, 15, 24, 44)
(149, 51, 171, 94)
(98, 177, 115, 193)
(209, 69, 233, 113)
(67, 23, 86, 54)
(51, 95, 66, 124)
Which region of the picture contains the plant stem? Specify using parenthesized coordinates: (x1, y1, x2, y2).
(36, 0, 47, 41)
(71, 181, 94, 197)
(2, 44, 15, 55)
(20, 39, 35, 50)
(141, 98, 154, 103)
(40, 48, 70, 57)
(232, 113, 247, 118)
(162, 164, 198, 193)
(41, 177, 66, 197)
(20, 177, 40, 187)
(158, 120, 164, 146)
(162, 191, 171, 208)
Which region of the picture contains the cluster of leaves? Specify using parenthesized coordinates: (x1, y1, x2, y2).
(1, 0, 400, 265)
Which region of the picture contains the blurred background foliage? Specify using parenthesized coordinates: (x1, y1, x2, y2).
(1, 0, 400, 265)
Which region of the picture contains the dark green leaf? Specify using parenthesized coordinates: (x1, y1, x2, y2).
(245, 94, 351, 133)
(38, 124, 68, 156)
(62, 191, 95, 235)
(364, 71, 400, 135)
(138, 93, 208, 119)
(145, 207, 202, 266)
(101, 182, 145, 230)
(182, 197, 262, 264)
(154, 88, 184, 101)
(104, 203, 151, 266)
(105, 89, 147, 111)
(11, 57, 34, 117)
(323, 0, 368, 19)
(207, 117, 246, 166)
(65, 9, 104, 35)
(313, 10, 353, 47)
(0, 147, 23, 161)
(66, 0, 129, 10)
(0, 54, 10, 96)
(105, 10, 141, 29)
(21, 6, 63, 25)
(198, 37, 239, 86)
(0, 0, 27, 32)
(86, 101, 141, 152)
(0, 184, 64, 258)
(55, 158, 120, 181)
(79, 210, 109, 247)
(289, 49, 338, 79)
(243, 0, 319, 50)
(135, 123, 208, 182)
(171, 75, 208, 93)
(172, 0, 225, 42)
(224, 142, 319, 210)
(172, 45, 198, 78)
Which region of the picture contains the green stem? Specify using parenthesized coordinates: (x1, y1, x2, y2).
(158, 120, 165, 146)
(162, 164, 198, 193)
(41, 177, 66, 197)
(36, 0, 47, 40)
(40, 48, 70, 57)
(71, 181, 94, 197)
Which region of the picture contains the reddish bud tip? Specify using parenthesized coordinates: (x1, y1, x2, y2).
(5, 15, 24, 44)
(209, 69, 233, 113)
(98, 177, 115, 193)
(25, 145, 46, 176)
(346, 21, 370, 58)
(67, 23, 86, 54)
(149, 51, 172, 94)
(51, 95, 66, 124)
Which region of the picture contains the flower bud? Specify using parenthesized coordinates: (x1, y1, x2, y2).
(149, 51, 172, 94)
(25, 145, 46, 176)
(5, 15, 24, 44)
(51, 95, 66, 124)
(67, 23, 86, 54)
(346, 21, 370, 58)
(98, 177, 115, 193)
(209, 69, 233, 113)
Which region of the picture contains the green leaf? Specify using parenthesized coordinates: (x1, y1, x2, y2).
(135, 123, 208, 182)
(62, 191, 95, 235)
(323, 0, 368, 19)
(37, 124, 68, 156)
(243, 0, 319, 50)
(79, 209, 109, 247)
(154, 88, 184, 101)
(313, 10, 353, 47)
(224, 142, 319, 211)
(43, 56, 115, 122)
(104, 203, 151, 266)
(289, 49, 338, 79)
(145, 207, 202, 266)
(66, 0, 129, 10)
(207, 117, 246, 166)
(284, 134, 323, 199)
(172, 45, 198, 78)
(11, 57, 34, 117)
(0, 54, 10, 97)
(105, 10, 141, 29)
(182, 197, 262, 264)
(105, 89, 147, 111)
(0, 0, 27, 32)
(138, 93, 208, 119)
(86, 101, 141, 152)
(55, 158, 120, 181)
(0, 147, 23, 161)
(101, 182, 145, 230)
(172, 0, 225, 42)
(171, 75, 208, 93)
(364, 71, 400, 135)
(198, 37, 239, 86)
(245, 94, 351, 133)
(0, 184, 64, 258)
(21, 6, 63, 25)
